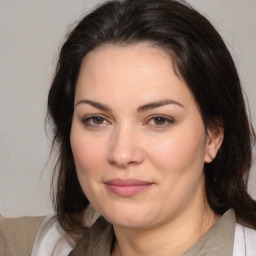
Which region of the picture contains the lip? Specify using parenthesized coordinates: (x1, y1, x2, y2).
(104, 178, 154, 197)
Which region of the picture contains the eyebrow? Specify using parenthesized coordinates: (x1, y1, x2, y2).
(137, 99, 184, 112)
(75, 99, 111, 112)
(75, 99, 184, 112)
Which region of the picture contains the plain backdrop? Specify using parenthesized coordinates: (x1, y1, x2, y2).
(0, 0, 255, 217)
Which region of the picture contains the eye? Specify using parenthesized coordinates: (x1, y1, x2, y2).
(148, 115, 174, 127)
(91, 116, 105, 124)
(153, 117, 167, 125)
(82, 115, 110, 127)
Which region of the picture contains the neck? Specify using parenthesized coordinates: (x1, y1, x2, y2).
(111, 200, 219, 256)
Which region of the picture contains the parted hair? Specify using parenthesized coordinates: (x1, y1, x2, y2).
(47, 0, 256, 233)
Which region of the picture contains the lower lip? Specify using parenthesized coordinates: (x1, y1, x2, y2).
(106, 184, 153, 197)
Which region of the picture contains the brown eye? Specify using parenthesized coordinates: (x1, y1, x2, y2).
(153, 117, 167, 125)
(82, 115, 109, 127)
(147, 115, 174, 128)
(92, 116, 104, 124)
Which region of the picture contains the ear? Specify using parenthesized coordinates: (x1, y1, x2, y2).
(204, 120, 224, 163)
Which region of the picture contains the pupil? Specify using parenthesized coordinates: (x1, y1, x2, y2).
(93, 117, 103, 124)
(155, 117, 165, 125)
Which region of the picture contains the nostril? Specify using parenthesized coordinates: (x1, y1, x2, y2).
(108, 158, 141, 168)
(108, 147, 145, 168)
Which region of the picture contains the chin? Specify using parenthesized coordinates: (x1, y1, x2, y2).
(109, 216, 151, 229)
(100, 205, 156, 229)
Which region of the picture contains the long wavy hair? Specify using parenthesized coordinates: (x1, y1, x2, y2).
(47, 0, 256, 233)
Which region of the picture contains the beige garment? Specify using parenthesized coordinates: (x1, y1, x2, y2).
(0, 215, 44, 256)
(0, 210, 236, 256)
(183, 209, 235, 256)
(68, 209, 236, 256)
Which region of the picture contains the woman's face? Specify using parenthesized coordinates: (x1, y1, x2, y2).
(70, 44, 220, 229)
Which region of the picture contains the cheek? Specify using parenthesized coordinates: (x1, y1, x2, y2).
(147, 131, 207, 206)
(72, 139, 96, 171)
(146, 129, 207, 178)
(70, 128, 106, 182)
(70, 130, 108, 205)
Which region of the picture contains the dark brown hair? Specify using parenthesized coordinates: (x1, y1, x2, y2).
(47, 0, 256, 233)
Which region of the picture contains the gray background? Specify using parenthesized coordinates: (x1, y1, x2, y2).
(0, 0, 255, 217)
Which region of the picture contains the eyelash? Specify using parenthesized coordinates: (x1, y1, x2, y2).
(81, 115, 174, 128)
(82, 115, 110, 127)
(146, 115, 174, 128)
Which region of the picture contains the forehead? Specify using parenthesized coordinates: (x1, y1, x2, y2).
(80, 44, 175, 80)
(75, 44, 192, 107)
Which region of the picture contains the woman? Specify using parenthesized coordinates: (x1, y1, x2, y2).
(2, 0, 256, 255)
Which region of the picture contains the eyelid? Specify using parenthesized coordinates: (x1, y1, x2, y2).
(146, 114, 175, 127)
(80, 114, 174, 128)
(81, 114, 111, 126)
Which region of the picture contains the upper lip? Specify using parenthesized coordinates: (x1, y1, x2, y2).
(104, 178, 153, 186)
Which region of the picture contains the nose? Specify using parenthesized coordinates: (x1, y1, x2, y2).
(107, 126, 144, 168)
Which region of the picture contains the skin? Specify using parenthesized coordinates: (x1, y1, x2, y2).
(70, 44, 223, 256)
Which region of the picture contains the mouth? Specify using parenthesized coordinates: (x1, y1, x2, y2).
(104, 178, 154, 197)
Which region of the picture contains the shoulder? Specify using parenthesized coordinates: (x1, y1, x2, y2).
(233, 223, 256, 256)
(31, 213, 76, 256)
(0, 215, 44, 256)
